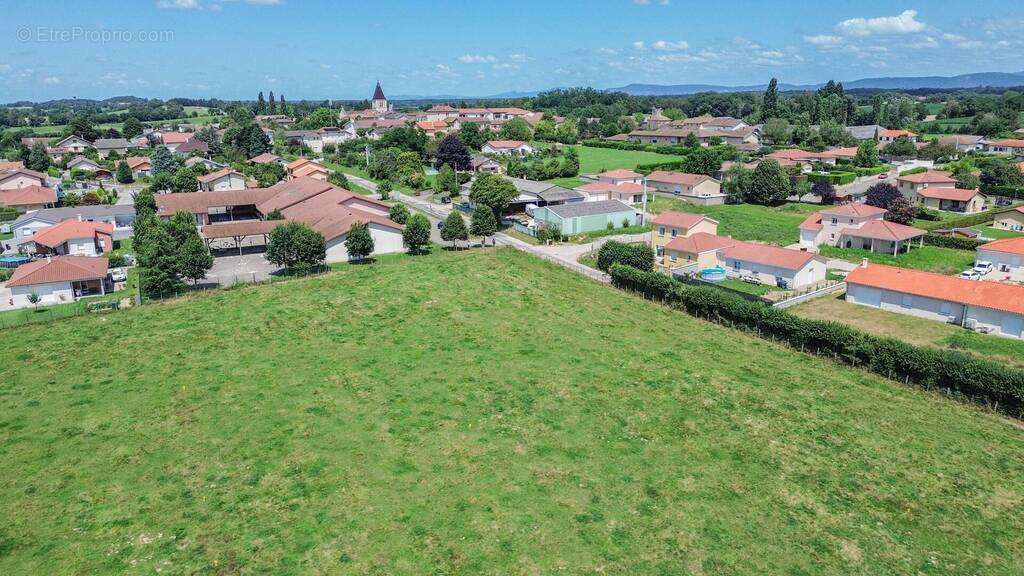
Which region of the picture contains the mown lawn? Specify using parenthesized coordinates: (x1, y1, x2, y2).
(790, 294, 1024, 369)
(1, 249, 1023, 574)
(819, 244, 975, 274)
(649, 196, 820, 245)
(570, 145, 681, 174)
(976, 225, 1024, 240)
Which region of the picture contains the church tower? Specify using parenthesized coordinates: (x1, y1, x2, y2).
(371, 81, 391, 113)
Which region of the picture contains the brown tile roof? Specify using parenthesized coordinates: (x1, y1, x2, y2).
(846, 263, 1024, 316)
(286, 158, 313, 171)
(665, 232, 736, 254)
(989, 139, 1024, 148)
(256, 178, 337, 214)
(7, 255, 108, 287)
(651, 211, 717, 229)
(575, 182, 644, 194)
(0, 185, 57, 207)
(879, 129, 916, 138)
(155, 188, 280, 217)
(292, 163, 329, 178)
(484, 140, 527, 149)
(646, 171, 713, 186)
(978, 236, 1024, 255)
(0, 160, 25, 171)
(31, 219, 113, 248)
(598, 169, 642, 179)
(820, 203, 888, 218)
(897, 171, 956, 184)
(720, 242, 820, 271)
(248, 152, 281, 164)
(197, 168, 243, 184)
(842, 220, 925, 242)
(0, 168, 47, 184)
(201, 219, 284, 239)
(161, 132, 194, 144)
(916, 187, 982, 201)
(125, 156, 151, 170)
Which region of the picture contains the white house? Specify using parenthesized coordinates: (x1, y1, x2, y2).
(976, 237, 1024, 276)
(67, 156, 104, 173)
(896, 171, 957, 201)
(481, 140, 534, 156)
(718, 242, 826, 289)
(5, 255, 110, 309)
(645, 171, 725, 205)
(574, 169, 646, 205)
(9, 205, 135, 245)
(845, 261, 1024, 339)
(984, 139, 1024, 156)
(798, 203, 926, 253)
(198, 168, 247, 192)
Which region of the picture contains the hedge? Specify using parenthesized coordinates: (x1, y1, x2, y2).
(608, 263, 1024, 416)
(808, 171, 856, 185)
(899, 166, 928, 176)
(920, 205, 1021, 231)
(584, 139, 691, 156)
(985, 185, 1024, 200)
(852, 165, 889, 177)
(923, 233, 985, 250)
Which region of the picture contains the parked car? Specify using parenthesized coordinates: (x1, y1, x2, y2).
(878, 173, 889, 179)
(109, 267, 127, 282)
(440, 195, 452, 205)
(958, 270, 981, 281)
(436, 221, 444, 230)
(973, 261, 994, 274)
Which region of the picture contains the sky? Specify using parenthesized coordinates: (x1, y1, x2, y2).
(1, 0, 1023, 102)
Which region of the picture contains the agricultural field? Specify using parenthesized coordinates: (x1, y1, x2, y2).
(791, 294, 1024, 369)
(1, 248, 1023, 574)
(819, 244, 976, 275)
(648, 196, 820, 245)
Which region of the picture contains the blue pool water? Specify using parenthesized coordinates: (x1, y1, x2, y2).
(0, 255, 31, 268)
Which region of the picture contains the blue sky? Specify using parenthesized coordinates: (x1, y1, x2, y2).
(1, 0, 1022, 102)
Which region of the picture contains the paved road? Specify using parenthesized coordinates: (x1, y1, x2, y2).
(836, 169, 896, 200)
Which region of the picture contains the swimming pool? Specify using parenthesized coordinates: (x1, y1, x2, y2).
(0, 255, 31, 268)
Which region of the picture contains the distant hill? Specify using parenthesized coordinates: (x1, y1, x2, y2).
(605, 71, 1024, 96)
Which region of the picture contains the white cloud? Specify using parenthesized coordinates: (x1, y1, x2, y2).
(42, 76, 61, 85)
(836, 10, 926, 37)
(0, 64, 11, 73)
(458, 54, 496, 64)
(507, 53, 531, 63)
(632, 41, 645, 50)
(652, 40, 688, 51)
(156, 0, 201, 8)
(633, 0, 670, 4)
(803, 34, 842, 46)
(492, 63, 520, 70)
(435, 64, 454, 75)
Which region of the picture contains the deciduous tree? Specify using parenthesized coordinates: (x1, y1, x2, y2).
(345, 221, 374, 262)
(440, 211, 468, 248)
(402, 213, 431, 254)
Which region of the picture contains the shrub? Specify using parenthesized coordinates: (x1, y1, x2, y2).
(923, 233, 985, 250)
(596, 241, 654, 272)
(607, 263, 1024, 416)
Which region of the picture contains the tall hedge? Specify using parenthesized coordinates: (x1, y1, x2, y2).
(608, 263, 1024, 416)
(923, 233, 985, 250)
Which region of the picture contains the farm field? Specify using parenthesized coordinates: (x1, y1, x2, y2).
(648, 196, 820, 245)
(1, 248, 1023, 574)
(819, 244, 975, 275)
(790, 294, 1024, 369)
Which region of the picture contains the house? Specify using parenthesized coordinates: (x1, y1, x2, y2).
(916, 187, 986, 214)
(0, 160, 25, 171)
(474, 177, 584, 215)
(845, 125, 885, 140)
(574, 169, 646, 205)
(481, 140, 534, 156)
(651, 212, 719, 259)
(286, 159, 329, 181)
(993, 206, 1024, 232)
(248, 152, 283, 166)
(5, 255, 110, 309)
(845, 262, 1024, 339)
(184, 157, 227, 171)
(877, 129, 917, 144)
(49, 135, 92, 156)
(799, 203, 926, 253)
(662, 232, 735, 272)
(93, 138, 135, 158)
(984, 139, 1024, 156)
(416, 120, 450, 137)
(936, 134, 985, 153)
(125, 156, 152, 177)
(531, 200, 640, 236)
(425, 104, 458, 122)
(67, 156, 105, 173)
(976, 237, 1024, 275)
(172, 139, 210, 156)
(645, 171, 725, 205)
(0, 185, 58, 213)
(9, 204, 135, 245)
(23, 218, 114, 256)
(0, 168, 48, 190)
(645, 109, 671, 130)
(470, 155, 500, 173)
(154, 177, 405, 263)
(198, 168, 247, 192)
(718, 242, 826, 289)
(896, 171, 956, 200)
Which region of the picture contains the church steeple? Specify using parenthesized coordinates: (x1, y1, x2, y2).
(371, 81, 390, 112)
(372, 81, 386, 101)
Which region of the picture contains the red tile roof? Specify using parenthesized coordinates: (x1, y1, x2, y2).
(978, 236, 1024, 255)
(989, 139, 1024, 148)
(248, 152, 281, 164)
(484, 140, 528, 149)
(665, 232, 737, 254)
(286, 158, 313, 171)
(292, 163, 329, 178)
(7, 255, 108, 287)
(897, 171, 956, 184)
(652, 211, 717, 229)
(720, 242, 820, 271)
(125, 156, 151, 170)
(575, 182, 643, 194)
(842, 220, 925, 242)
(916, 187, 982, 201)
(0, 185, 57, 207)
(161, 132, 194, 144)
(31, 219, 114, 249)
(820, 203, 888, 218)
(846, 263, 1024, 316)
(201, 219, 283, 239)
(599, 169, 643, 179)
(645, 171, 713, 186)
(880, 129, 916, 138)
(198, 168, 243, 184)
(798, 212, 823, 232)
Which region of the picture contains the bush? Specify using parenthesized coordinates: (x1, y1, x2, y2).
(923, 233, 985, 250)
(900, 166, 928, 176)
(807, 171, 856, 185)
(596, 241, 654, 272)
(608, 263, 1024, 417)
(919, 205, 1018, 231)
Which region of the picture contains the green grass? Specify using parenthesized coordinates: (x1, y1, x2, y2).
(570, 145, 681, 174)
(0, 268, 138, 330)
(549, 176, 585, 189)
(791, 294, 1024, 369)
(819, 245, 975, 275)
(500, 226, 540, 245)
(976, 225, 1024, 239)
(649, 196, 821, 245)
(2, 248, 1024, 574)
(715, 278, 775, 296)
(570, 224, 652, 243)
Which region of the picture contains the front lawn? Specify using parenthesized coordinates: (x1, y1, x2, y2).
(819, 245, 975, 275)
(790, 294, 1024, 369)
(2, 249, 1023, 574)
(976, 225, 1024, 240)
(648, 196, 821, 245)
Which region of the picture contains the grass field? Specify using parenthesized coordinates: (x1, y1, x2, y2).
(2, 115, 224, 137)
(649, 196, 821, 245)
(571, 145, 681, 174)
(819, 245, 975, 274)
(2, 249, 1024, 574)
(977, 225, 1024, 239)
(791, 294, 1024, 369)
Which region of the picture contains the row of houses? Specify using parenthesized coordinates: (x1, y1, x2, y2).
(21, 130, 211, 161)
(0, 167, 56, 213)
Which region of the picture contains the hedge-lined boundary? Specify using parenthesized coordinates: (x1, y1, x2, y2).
(920, 205, 1022, 231)
(808, 171, 856, 185)
(923, 233, 986, 250)
(583, 139, 693, 156)
(608, 263, 1024, 417)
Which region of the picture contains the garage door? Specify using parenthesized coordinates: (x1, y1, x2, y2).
(1002, 314, 1024, 339)
(854, 286, 882, 307)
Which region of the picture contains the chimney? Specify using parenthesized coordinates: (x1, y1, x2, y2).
(861, 258, 869, 268)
